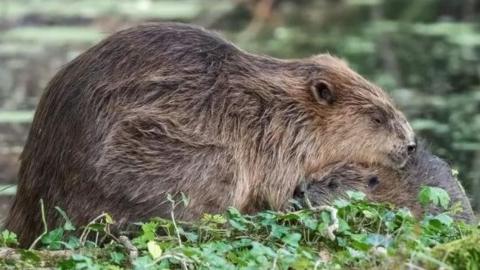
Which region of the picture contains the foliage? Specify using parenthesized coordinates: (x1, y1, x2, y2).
(0, 188, 478, 269)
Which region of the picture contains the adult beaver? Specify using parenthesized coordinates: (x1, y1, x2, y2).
(5, 23, 416, 246)
(294, 145, 475, 223)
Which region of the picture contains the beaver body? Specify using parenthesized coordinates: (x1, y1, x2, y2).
(5, 23, 416, 246)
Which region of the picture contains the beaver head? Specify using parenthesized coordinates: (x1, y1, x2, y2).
(297, 55, 416, 170)
(293, 145, 474, 223)
(236, 53, 416, 209)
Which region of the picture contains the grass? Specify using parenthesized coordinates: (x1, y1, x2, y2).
(0, 187, 478, 269)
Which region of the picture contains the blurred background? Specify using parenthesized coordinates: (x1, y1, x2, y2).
(0, 0, 479, 218)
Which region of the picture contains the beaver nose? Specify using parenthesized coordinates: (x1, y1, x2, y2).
(407, 142, 417, 154)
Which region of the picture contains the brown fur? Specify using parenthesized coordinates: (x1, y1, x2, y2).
(295, 145, 475, 223)
(5, 23, 415, 246)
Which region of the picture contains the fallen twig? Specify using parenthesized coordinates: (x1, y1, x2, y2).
(118, 235, 138, 264)
(304, 195, 339, 241)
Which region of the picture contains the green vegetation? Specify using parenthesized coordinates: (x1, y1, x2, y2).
(0, 188, 478, 269)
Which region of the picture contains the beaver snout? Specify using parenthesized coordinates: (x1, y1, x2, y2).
(394, 137, 417, 168)
(403, 127, 417, 155)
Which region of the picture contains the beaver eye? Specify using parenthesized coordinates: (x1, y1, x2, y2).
(371, 113, 386, 125)
(327, 179, 339, 190)
(368, 176, 379, 189)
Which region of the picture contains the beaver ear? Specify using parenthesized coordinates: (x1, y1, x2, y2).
(310, 80, 336, 105)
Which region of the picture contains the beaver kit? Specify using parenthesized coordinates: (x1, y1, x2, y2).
(7, 22, 464, 247)
(294, 145, 474, 223)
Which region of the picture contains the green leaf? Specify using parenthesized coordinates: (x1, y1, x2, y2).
(270, 224, 289, 239)
(55, 207, 76, 231)
(227, 208, 254, 231)
(432, 213, 454, 226)
(201, 213, 227, 224)
(346, 191, 366, 201)
(362, 209, 377, 218)
(105, 213, 114, 224)
(70, 254, 98, 270)
(61, 236, 81, 250)
(182, 231, 199, 242)
(418, 186, 451, 209)
(334, 198, 351, 208)
(147, 240, 163, 259)
(250, 241, 276, 258)
(337, 218, 351, 233)
(109, 251, 125, 265)
(41, 228, 64, 250)
(365, 233, 391, 247)
(350, 233, 372, 250)
(282, 233, 302, 247)
(133, 256, 155, 270)
(346, 247, 366, 259)
(320, 211, 332, 225)
(299, 213, 318, 230)
(133, 221, 159, 246)
(0, 230, 18, 247)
